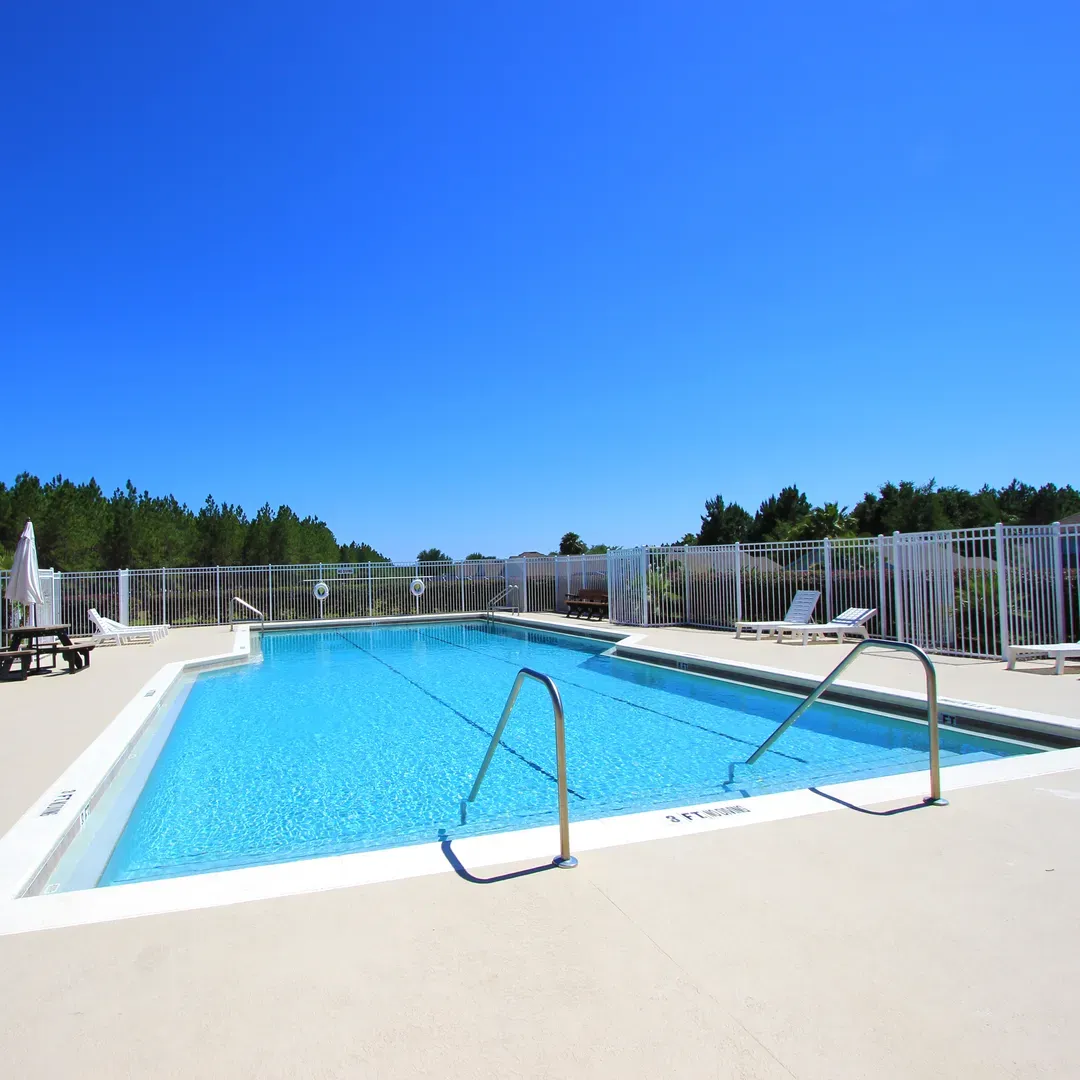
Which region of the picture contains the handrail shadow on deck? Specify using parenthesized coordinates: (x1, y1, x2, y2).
(808, 786, 937, 817)
(439, 837, 559, 885)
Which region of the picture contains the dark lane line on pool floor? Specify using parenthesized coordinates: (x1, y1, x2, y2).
(416, 628, 810, 765)
(333, 632, 586, 800)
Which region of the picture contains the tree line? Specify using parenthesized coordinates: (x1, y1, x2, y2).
(0, 474, 390, 572)
(686, 480, 1080, 546)
(3, 472, 1076, 572)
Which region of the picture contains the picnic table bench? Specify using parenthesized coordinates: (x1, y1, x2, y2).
(0, 649, 36, 680)
(1, 624, 96, 676)
(565, 589, 609, 620)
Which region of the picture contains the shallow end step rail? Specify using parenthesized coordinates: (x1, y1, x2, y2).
(461, 667, 577, 868)
(230, 596, 266, 630)
(485, 584, 521, 616)
(746, 639, 948, 806)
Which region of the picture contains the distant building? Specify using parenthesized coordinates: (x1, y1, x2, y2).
(513, 551, 547, 558)
(1061, 512, 1080, 557)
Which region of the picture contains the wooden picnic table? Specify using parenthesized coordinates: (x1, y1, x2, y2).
(564, 589, 609, 620)
(1, 624, 95, 674)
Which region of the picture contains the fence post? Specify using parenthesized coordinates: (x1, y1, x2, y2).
(683, 546, 691, 625)
(522, 559, 529, 614)
(268, 563, 274, 622)
(734, 542, 742, 624)
(1051, 521, 1066, 643)
(367, 562, 373, 617)
(995, 522, 1009, 659)
(161, 567, 166, 626)
(602, 552, 611, 621)
(459, 561, 466, 613)
(876, 536, 887, 636)
(640, 547, 650, 626)
(893, 531, 904, 642)
(822, 537, 833, 622)
(215, 566, 221, 625)
(119, 569, 130, 626)
(50, 571, 60, 629)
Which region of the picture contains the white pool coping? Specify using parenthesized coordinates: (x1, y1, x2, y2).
(1, 616, 1078, 938)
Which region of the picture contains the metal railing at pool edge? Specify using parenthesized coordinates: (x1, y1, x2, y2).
(746, 639, 948, 806)
(230, 596, 265, 630)
(485, 584, 520, 617)
(460, 667, 577, 868)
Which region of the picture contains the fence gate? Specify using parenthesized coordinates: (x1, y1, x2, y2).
(682, 544, 740, 628)
(606, 547, 647, 625)
(894, 532, 958, 654)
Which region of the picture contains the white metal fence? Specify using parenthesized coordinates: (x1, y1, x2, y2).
(1, 559, 514, 637)
(2, 524, 1077, 659)
(606, 523, 1080, 659)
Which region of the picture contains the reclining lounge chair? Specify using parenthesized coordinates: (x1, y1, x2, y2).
(735, 590, 820, 641)
(89, 608, 169, 646)
(1006, 641, 1080, 675)
(775, 607, 877, 645)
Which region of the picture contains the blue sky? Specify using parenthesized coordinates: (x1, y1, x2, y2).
(3, 2, 1077, 559)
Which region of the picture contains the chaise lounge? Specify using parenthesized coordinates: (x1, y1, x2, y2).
(1006, 641, 1080, 675)
(775, 607, 877, 645)
(89, 608, 169, 646)
(735, 590, 820, 640)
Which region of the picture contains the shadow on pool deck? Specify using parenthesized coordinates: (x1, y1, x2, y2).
(808, 785, 939, 816)
(439, 835, 559, 884)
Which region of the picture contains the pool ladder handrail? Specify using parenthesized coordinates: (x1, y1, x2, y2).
(746, 638, 948, 806)
(230, 596, 266, 630)
(461, 667, 577, 867)
(485, 584, 520, 617)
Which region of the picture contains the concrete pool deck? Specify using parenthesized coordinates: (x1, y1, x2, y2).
(1, 623, 1079, 1077)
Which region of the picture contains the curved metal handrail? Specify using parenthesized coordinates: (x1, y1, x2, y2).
(746, 639, 948, 806)
(230, 596, 265, 630)
(461, 667, 577, 867)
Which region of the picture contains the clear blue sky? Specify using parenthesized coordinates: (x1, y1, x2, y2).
(3, 2, 1077, 559)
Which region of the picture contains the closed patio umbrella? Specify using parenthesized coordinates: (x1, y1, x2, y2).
(6, 521, 45, 626)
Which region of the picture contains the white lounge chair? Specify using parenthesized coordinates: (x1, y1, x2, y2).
(1006, 642, 1080, 675)
(735, 590, 821, 640)
(89, 608, 169, 646)
(776, 607, 877, 645)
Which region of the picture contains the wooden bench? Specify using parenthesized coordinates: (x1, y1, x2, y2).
(0, 649, 35, 680)
(47, 640, 97, 672)
(565, 589, 609, 620)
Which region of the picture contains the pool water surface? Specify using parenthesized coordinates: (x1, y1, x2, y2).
(96, 621, 1034, 886)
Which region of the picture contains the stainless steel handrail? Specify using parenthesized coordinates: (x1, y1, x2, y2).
(230, 596, 266, 630)
(485, 584, 520, 616)
(746, 639, 948, 806)
(461, 667, 577, 867)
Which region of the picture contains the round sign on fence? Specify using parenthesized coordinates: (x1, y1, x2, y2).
(313, 580, 330, 601)
(410, 577, 426, 598)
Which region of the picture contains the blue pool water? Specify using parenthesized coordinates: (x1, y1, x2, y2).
(99, 622, 1034, 885)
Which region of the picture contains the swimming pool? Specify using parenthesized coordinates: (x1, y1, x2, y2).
(51, 620, 1037, 890)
